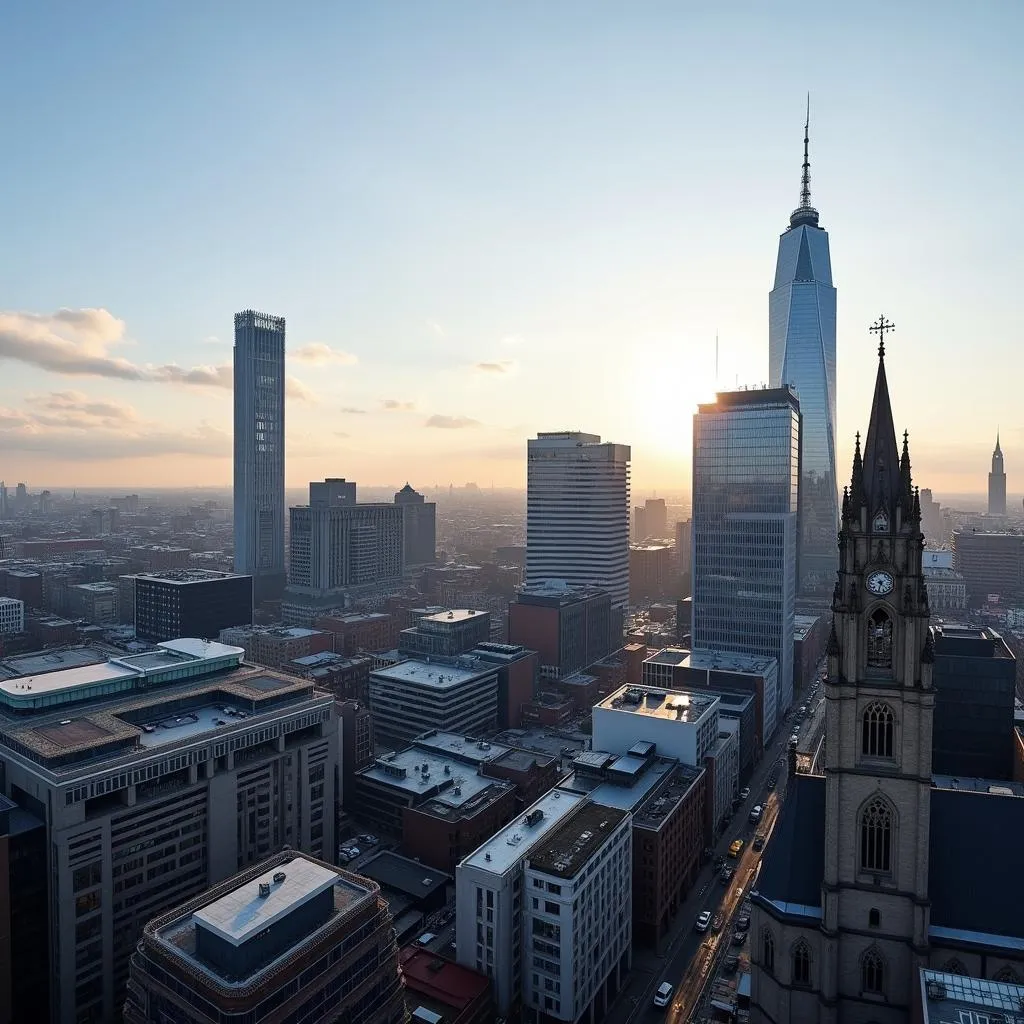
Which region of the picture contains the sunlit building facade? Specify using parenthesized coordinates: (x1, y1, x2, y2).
(768, 115, 837, 594)
(691, 388, 800, 728)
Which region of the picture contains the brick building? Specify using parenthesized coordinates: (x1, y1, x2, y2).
(286, 651, 371, 701)
(315, 611, 398, 654)
(399, 947, 493, 1024)
(219, 624, 333, 670)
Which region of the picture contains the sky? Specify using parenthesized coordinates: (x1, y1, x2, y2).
(0, 2, 1021, 498)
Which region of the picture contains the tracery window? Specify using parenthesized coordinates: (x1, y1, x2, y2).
(792, 940, 811, 986)
(867, 608, 894, 669)
(941, 958, 967, 975)
(862, 702, 895, 758)
(762, 929, 775, 973)
(862, 946, 885, 993)
(860, 796, 894, 874)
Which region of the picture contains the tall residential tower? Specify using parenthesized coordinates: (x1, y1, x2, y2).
(988, 433, 1007, 515)
(769, 108, 838, 594)
(233, 310, 286, 603)
(526, 432, 631, 611)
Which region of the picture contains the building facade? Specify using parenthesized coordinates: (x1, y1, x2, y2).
(394, 483, 437, 566)
(233, 310, 286, 603)
(768, 112, 838, 595)
(952, 531, 1024, 604)
(134, 569, 253, 642)
(124, 852, 407, 1024)
(692, 387, 800, 721)
(399, 609, 491, 658)
(526, 432, 631, 610)
(0, 638, 336, 1023)
(988, 434, 1007, 516)
(0, 599, 23, 635)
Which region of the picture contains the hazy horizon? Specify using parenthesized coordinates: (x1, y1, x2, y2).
(1, 4, 1021, 494)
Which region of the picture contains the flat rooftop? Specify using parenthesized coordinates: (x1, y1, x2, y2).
(194, 857, 340, 946)
(136, 569, 247, 584)
(370, 659, 494, 689)
(527, 802, 628, 879)
(598, 684, 717, 725)
(0, 646, 105, 681)
(645, 647, 690, 668)
(683, 649, 777, 675)
(421, 609, 488, 625)
(411, 731, 510, 765)
(359, 850, 451, 900)
(461, 788, 585, 876)
(561, 754, 674, 812)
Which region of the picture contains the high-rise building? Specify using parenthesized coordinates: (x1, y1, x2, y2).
(953, 530, 1024, 604)
(134, 569, 253, 642)
(233, 309, 286, 603)
(768, 110, 837, 594)
(124, 852, 407, 1024)
(0, 637, 336, 1023)
(526, 432, 630, 610)
(691, 388, 800, 727)
(988, 433, 1007, 515)
(394, 483, 437, 566)
(643, 497, 667, 538)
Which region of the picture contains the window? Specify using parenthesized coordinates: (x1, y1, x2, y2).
(868, 908, 880, 929)
(867, 609, 894, 669)
(862, 702, 895, 758)
(860, 796, 894, 874)
(762, 930, 775, 973)
(941, 958, 967, 975)
(994, 966, 1021, 983)
(545, 901, 560, 915)
(792, 940, 811, 986)
(862, 947, 885, 994)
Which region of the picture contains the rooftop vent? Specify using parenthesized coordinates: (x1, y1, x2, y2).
(525, 808, 544, 827)
(421, 877, 434, 887)
(444, 764, 451, 775)
(273, 871, 286, 884)
(258, 882, 271, 899)
(485, 852, 491, 861)
(453, 786, 462, 795)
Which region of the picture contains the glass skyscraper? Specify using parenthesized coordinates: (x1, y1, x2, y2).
(768, 113, 837, 594)
(691, 388, 801, 731)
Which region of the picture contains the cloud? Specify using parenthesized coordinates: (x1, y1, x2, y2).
(425, 414, 480, 429)
(501, 334, 524, 347)
(0, 307, 237, 390)
(474, 360, 516, 374)
(341, 406, 367, 414)
(291, 342, 358, 365)
(334, 431, 351, 438)
(382, 399, 416, 411)
(30, 389, 141, 429)
(286, 376, 317, 402)
(427, 321, 446, 338)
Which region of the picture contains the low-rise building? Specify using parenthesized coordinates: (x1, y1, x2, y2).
(287, 651, 371, 700)
(315, 611, 399, 654)
(399, 947, 492, 1024)
(368, 658, 499, 748)
(399, 608, 491, 658)
(464, 642, 538, 730)
(124, 852, 407, 1024)
(68, 581, 119, 625)
(0, 597, 24, 635)
(219, 623, 333, 669)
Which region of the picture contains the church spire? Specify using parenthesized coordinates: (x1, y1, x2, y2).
(789, 95, 820, 229)
(861, 316, 902, 520)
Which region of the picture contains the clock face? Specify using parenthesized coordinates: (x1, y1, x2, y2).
(866, 571, 894, 596)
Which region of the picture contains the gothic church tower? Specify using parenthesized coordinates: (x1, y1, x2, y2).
(819, 321, 934, 1022)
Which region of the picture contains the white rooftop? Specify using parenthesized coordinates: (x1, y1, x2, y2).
(422, 609, 488, 624)
(0, 660, 137, 697)
(194, 857, 340, 946)
(160, 638, 245, 660)
(460, 789, 585, 876)
(683, 649, 776, 675)
(371, 659, 493, 689)
(361, 746, 500, 805)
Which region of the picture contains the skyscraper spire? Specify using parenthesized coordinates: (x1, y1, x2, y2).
(995, 430, 1002, 457)
(789, 95, 820, 229)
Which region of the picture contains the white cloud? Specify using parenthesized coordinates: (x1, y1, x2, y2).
(291, 342, 358, 365)
(382, 399, 416, 411)
(425, 414, 480, 429)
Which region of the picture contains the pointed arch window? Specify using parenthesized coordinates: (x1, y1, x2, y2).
(862, 946, 885, 994)
(860, 796, 894, 874)
(792, 940, 811, 986)
(867, 608, 894, 670)
(762, 930, 775, 974)
(994, 966, 1021, 983)
(942, 958, 967, 976)
(862, 702, 895, 758)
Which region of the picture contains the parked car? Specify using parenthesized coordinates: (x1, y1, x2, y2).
(766, 774, 778, 790)
(749, 804, 763, 824)
(728, 839, 744, 858)
(731, 930, 746, 946)
(695, 911, 712, 933)
(719, 866, 735, 885)
(712, 913, 724, 933)
(753, 834, 766, 851)
(415, 932, 437, 947)
(653, 982, 674, 1008)
(736, 914, 751, 932)
(358, 833, 378, 845)
(724, 955, 740, 973)
(739, 786, 751, 801)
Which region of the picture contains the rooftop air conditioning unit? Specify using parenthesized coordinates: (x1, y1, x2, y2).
(258, 883, 271, 898)
(273, 872, 286, 884)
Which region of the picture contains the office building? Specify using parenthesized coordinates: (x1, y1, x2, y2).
(287, 651, 371, 701)
(0, 637, 336, 1023)
(124, 852, 407, 1024)
(68, 582, 119, 626)
(793, 613, 829, 694)
(768, 110, 837, 594)
(218, 624, 333, 669)
(368, 658, 499, 747)
(692, 387, 799, 721)
(508, 581, 613, 680)
(0, 794, 48, 1023)
(521, 802, 632, 1023)
(394, 483, 437, 566)
(989, 434, 1007, 516)
(455, 788, 587, 1018)
(0, 599, 23, 635)
(922, 550, 966, 612)
(629, 543, 672, 602)
(559, 750, 706, 948)
(675, 519, 692, 578)
(399, 608, 491, 658)
(749, 332, 1024, 1023)
(526, 432, 630, 610)
(953, 531, 1024, 604)
(134, 569, 253, 642)
(233, 309, 286, 603)
(285, 480, 405, 623)
(931, 624, 1016, 780)
(465, 642, 538, 730)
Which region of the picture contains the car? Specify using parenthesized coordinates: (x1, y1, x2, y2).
(719, 866, 734, 885)
(732, 930, 746, 946)
(358, 833, 378, 845)
(653, 982, 674, 1008)
(712, 912, 724, 933)
(789, 733, 799, 745)
(728, 839, 744, 858)
(415, 932, 437, 947)
(739, 786, 751, 801)
(753, 834, 766, 851)
(695, 911, 712, 932)
(736, 914, 751, 932)
(767, 773, 778, 790)
(724, 954, 740, 973)
(748, 804, 763, 824)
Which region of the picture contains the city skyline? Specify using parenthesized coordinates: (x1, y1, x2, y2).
(0, 4, 1021, 493)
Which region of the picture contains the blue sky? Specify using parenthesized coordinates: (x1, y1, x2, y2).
(0, 2, 1021, 495)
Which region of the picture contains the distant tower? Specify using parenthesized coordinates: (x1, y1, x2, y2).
(394, 483, 437, 566)
(769, 100, 838, 595)
(526, 432, 631, 610)
(988, 433, 1007, 515)
(233, 309, 287, 603)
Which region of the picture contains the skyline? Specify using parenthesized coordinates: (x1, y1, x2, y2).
(1, 4, 1022, 494)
